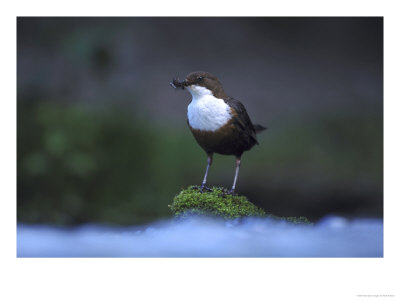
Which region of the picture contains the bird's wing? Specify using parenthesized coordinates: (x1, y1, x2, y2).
(224, 97, 258, 143)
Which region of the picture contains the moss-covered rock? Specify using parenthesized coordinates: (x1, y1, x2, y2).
(283, 216, 311, 224)
(170, 186, 311, 224)
(170, 186, 266, 219)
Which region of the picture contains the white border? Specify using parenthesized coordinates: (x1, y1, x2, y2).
(2, 1, 399, 300)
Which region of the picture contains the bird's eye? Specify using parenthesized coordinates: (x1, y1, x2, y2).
(197, 76, 204, 81)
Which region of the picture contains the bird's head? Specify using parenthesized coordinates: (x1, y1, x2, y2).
(170, 71, 226, 98)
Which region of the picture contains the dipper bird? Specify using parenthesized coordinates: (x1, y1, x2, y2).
(170, 71, 266, 194)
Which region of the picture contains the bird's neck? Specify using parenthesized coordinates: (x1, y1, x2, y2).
(185, 85, 213, 101)
(185, 85, 227, 101)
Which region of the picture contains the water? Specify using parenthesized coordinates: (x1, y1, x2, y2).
(17, 216, 383, 257)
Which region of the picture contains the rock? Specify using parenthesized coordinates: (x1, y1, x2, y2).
(170, 186, 266, 219)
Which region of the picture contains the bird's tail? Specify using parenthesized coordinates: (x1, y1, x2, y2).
(253, 124, 267, 133)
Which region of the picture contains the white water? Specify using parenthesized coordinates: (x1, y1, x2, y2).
(17, 216, 383, 257)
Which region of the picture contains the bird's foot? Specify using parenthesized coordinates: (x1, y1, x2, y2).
(217, 188, 235, 198)
(199, 184, 212, 193)
(228, 188, 236, 195)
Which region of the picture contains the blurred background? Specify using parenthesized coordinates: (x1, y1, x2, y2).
(17, 17, 383, 226)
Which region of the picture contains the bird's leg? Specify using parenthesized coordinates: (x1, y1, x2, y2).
(229, 156, 241, 194)
(200, 154, 213, 192)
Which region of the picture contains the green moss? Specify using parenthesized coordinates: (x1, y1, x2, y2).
(283, 216, 311, 224)
(170, 186, 311, 224)
(263, 214, 311, 224)
(170, 186, 266, 219)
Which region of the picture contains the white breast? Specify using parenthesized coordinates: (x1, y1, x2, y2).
(186, 85, 232, 132)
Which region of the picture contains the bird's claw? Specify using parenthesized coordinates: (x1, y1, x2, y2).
(217, 188, 235, 198)
(200, 184, 212, 193)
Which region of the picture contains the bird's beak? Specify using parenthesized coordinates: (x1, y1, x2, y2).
(170, 78, 188, 90)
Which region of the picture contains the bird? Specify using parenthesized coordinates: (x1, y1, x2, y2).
(170, 71, 266, 194)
